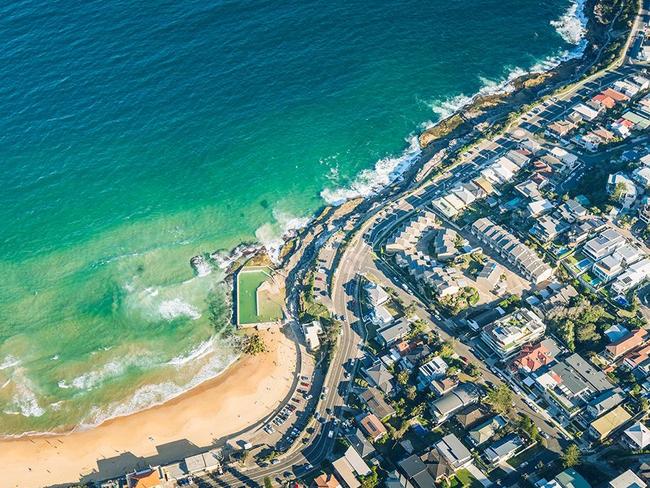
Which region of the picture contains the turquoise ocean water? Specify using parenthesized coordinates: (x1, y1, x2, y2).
(0, 0, 585, 434)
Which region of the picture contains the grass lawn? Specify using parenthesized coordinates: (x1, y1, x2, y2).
(237, 266, 283, 325)
(449, 468, 481, 488)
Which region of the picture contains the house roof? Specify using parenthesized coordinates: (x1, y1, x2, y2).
(624, 422, 650, 449)
(590, 406, 632, 439)
(359, 413, 387, 439)
(346, 428, 376, 458)
(455, 404, 485, 428)
(609, 470, 646, 488)
(331, 457, 360, 488)
(555, 468, 592, 488)
(127, 469, 163, 488)
(602, 88, 629, 102)
(314, 473, 342, 488)
(606, 328, 648, 358)
(359, 387, 395, 419)
(435, 433, 471, 467)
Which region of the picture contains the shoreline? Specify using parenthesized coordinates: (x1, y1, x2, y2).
(0, 329, 297, 488)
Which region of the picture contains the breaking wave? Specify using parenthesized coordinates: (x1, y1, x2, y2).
(3, 373, 45, 418)
(58, 355, 155, 391)
(320, 135, 421, 206)
(551, 0, 588, 47)
(255, 208, 311, 261)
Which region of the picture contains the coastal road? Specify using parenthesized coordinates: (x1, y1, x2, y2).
(209, 234, 366, 487)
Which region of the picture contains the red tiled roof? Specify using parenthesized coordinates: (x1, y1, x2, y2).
(606, 329, 648, 359)
(592, 94, 616, 109)
(602, 88, 630, 102)
(512, 343, 554, 372)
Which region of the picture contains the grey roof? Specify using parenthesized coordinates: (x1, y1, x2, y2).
(588, 389, 625, 417)
(364, 362, 394, 394)
(435, 433, 471, 468)
(564, 353, 612, 392)
(398, 455, 436, 488)
(346, 429, 376, 458)
(483, 433, 523, 462)
(430, 383, 480, 419)
(377, 317, 410, 344)
(359, 387, 396, 419)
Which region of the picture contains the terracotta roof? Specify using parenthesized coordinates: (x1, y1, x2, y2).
(359, 413, 387, 440)
(624, 343, 650, 367)
(602, 88, 630, 102)
(593, 94, 616, 109)
(606, 329, 648, 359)
(129, 470, 162, 488)
(512, 343, 553, 372)
(313, 473, 342, 488)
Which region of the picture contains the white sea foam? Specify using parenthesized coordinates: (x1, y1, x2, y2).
(0, 355, 20, 370)
(167, 339, 214, 367)
(78, 343, 239, 429)
(158, 298, 201, 320)
(4, 374, 45, 418)
(59, 355, 155, 391)
(551, 0, 588, 46)
(321, 135, 421, 206)
(255, 208, 312, 261)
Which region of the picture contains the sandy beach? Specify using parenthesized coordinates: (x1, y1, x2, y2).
(0, 329, 297, 488)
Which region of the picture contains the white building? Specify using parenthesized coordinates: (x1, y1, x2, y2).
(607, 173, 638, 207)
(480, 308, 546, 359)
(302, 321, 323, 351)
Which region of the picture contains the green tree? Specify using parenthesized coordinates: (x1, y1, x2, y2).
(241, 333, 267, 355)
(360, 466, 380, 488)
(466, 362, 480, 378)
(561, 444, 581, 468)
(639, 397, 649, 416)
(407, 319, 427, 339)
(611, 181, 628, 202)
(264, 476, 274, 488)
(485, 384, 514, 415)
(396, 370, 410, 386)
(519, 415, 541, 442)
(406, 385, 417, 401)
(576, 322, 600, 344)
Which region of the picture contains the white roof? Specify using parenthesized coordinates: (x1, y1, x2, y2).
(528, 198, 554, 216)
(624, 422, 650, 449)
(344, 446, 371, 476)
(609, 469, 645, 488)
(572, 103, 600, 120)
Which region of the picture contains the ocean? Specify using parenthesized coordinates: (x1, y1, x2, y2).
(0, 0, 586, 435)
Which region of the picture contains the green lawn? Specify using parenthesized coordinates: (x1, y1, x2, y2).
(237, 267, 283, 325)
(449, 468, 481, 488)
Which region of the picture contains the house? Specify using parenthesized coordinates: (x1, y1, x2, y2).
(400, 343, 433, 371)
(425, 266, 466, 297)
(359, 387, 395, 419)
(377, 318, 411, 347)
(430, 383, 481, 424)
(430, 376, 459, 397)
(553, 468, 593, 488)
(633, 166, 650, 188)
(184, 449, 222, 476)
(358, 413, 388, 441)
(534, 353, 613, 417)
(423, 434, 472, 481)
(471, 218, 553, 284)
(570, 103, 601, 122)
(602, 87, 630, 103)
(476, 261, 502, 289)
(363, 362, 395, 395)
(550, 147, 579, 170)
(560, 199, 588, 222)
(622, 111, 650, 130)
(607, 173, 638, 207)
(611, 258, 650, 295)
(583, 228, 626, 261)
(346, 429, 376, 459)
(608, 470, 646, 488)
(589, 405, 632, 441)
(303, 321, 323, 351)
(622, 422, 650, 450)
(433, 228, 461, 261)
(313, 473, 343, 488)
(605, 328, 649, 361)
(455, 404, 486, 429)
(546, 120, 578, 142)
(591, 93, 617, 110)
(605, 324, 630, 343)
(586, 389, 625, 419)
(528, 198, 555, 217)
(483, 434, 524, 465)
(480, 308, 546, 359)
(397, 454, 436, 488)
(516, 179, 543, 199)
(623, 342, 650, 376)
(614, 80, 642, 97)
(332, 446, 371, 488)
(511, 338, 559, 373)
(126, 467, 164, 488)
(468, 415, 507, 446)
(365, 281, 389, 307)
(531, 216, 571, 243)
(418, 357, 448, 388)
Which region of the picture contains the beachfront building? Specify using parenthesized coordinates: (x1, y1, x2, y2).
(126, 467, 165, 488)
(480, 308, 545, 359)
(302, 321, 323, 351)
